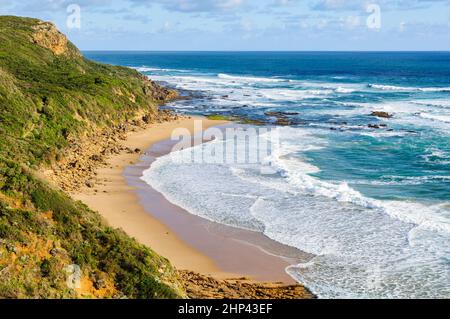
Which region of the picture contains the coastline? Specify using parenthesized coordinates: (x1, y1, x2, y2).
(71, 115, 313, 298)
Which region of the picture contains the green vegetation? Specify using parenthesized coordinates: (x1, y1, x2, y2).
(0, 16, 184, 298)
(206, 114, 234, 121)
(0, 15, 173, 167)
(207, 114, 265, 125)
(0, 160, 184, 298)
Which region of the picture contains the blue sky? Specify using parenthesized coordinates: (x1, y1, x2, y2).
(1, 0, 450, 50)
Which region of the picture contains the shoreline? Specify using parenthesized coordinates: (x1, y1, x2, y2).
(72, 116, 313, 298)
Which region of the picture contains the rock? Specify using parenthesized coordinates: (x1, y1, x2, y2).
(90, 154, 102, 162)
(31, 21, 79, 56)
(264, 111, 301, 126)
(142, 114, 153, 124)
(275, 118, 292, 126)
(93, 273, 107, 290)
(46, 107, 184, 193)
(6, 244, 17, 253)
(371, 111, 392, 118)
(178, 270, 314, 299)
(368, 124, 381, 129)
(50, 248, 64, 256)
(265, 111, 299, 117)
(68, 161, 78, 168)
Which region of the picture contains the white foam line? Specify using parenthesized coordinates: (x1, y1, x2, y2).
(369, 84, 450, 92)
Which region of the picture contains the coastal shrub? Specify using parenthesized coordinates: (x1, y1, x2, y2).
(0, 222, 13, 239)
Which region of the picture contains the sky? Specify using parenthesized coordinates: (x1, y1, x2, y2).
(1, 0, 450, 50)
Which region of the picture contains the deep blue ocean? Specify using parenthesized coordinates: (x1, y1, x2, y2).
(85, 51, 450, 298)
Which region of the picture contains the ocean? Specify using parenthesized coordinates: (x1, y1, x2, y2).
(85, 51, 450, 298)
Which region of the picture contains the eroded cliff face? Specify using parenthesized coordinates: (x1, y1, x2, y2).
(31, 21, 80, 56)
(141, 74, 180, 102)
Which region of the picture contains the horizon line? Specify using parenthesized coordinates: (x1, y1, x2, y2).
(81, 50, 450, 53)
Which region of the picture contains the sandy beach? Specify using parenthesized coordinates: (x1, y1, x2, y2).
(72, 116, 311, 287)
(73, 117, 227, 275)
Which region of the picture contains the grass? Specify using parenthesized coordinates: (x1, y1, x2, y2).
(206, 114, 234, 121)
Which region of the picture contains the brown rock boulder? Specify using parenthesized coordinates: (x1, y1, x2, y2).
(371, 111, 393, 118)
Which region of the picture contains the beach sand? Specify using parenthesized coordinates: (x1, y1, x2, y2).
(72, 116, 313, 296)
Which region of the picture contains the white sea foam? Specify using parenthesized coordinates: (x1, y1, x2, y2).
(217, 73, 286, 83)
(359, 131, 410, 138)
(421, 148, 450, 165)
(133, 66, 189, 73)
(413, 99, 450, 109)
(259, 88, 333, 101)
(324, 100, 450, 132)
(348, 175, 450, 186)
(424, 148, 450, 159)
(134, 67, 166, 72)
(335, 87, 356, 93)
(147, 70, 363, 110)
(420, 113, 450, 123)
(369, 83, 450, 92)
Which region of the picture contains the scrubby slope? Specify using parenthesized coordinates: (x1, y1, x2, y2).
(0, 16, 184, 299)
(0, 15, 176, 166)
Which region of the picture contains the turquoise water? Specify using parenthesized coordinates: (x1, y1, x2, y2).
(86, 52, 450, 298)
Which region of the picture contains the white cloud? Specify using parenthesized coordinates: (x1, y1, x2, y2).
(128, 0, 246, 12)
(312, 0, 450, 12)
(344, 15, 361, 29)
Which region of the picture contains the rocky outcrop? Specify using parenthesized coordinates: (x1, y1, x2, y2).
(45, 110, 181, 192)
(264, 111, 302, 126)
(139, 74, 179, 102)
(179, 271, 314, 299)
(371, 111, 393, 118)
(265, 111, 299, 117)
(31, 21, 80, 56)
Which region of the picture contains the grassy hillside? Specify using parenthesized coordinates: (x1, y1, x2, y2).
(0, 15, 176, 167)
(0, 16, 184, 298)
